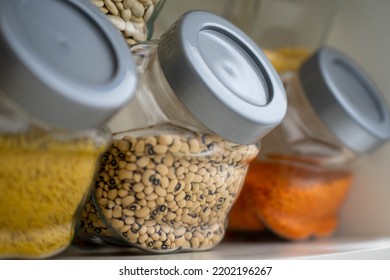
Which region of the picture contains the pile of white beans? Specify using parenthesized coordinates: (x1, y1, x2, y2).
(91, 0, 162, 46)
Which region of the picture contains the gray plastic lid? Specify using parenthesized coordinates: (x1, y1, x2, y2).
(0, 0, 137, 129)
(299, 46, 390, 154)
(157, 11, 287, 145)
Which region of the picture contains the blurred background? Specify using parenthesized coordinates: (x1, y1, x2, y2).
(153, 0, 390, 237)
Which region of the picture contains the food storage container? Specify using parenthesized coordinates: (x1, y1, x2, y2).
(228, 46, 390, 240)
(0, 0, 137, 259)
(75, 10, 288, 253)
(91, 0, 166, 46)
(224, 0, 343, 73)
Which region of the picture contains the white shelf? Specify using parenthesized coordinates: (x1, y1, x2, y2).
(55, 235, 390, 260)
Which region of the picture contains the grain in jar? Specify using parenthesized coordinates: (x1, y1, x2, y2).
(75, 11, 287, 253)
(91, 0, 165, 46)
(228, 47, 390, 240)
(0, 0, 137, 259)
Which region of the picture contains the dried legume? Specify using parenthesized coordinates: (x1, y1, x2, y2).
(228, 159, 352, 240)
(77, 130, 259, 252)
(0, 129, 105, 258)
(91, 0, 163, 46)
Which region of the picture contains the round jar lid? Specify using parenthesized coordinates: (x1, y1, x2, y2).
(0, 0, 137, 129)
(299, 46, 390, 154)
(157, 11, 287, 145)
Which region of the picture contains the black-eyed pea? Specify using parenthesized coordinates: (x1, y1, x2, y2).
(141, 170, 155, 186)
(107, 189, 118, 201)
(175, 236, 186, 247)
(146, 162, 155, 169)
(125, 216, 135, 225)
(111, 218, 124, 229)
(113, 205, 122, 218)
(117, 189, 128, 198)
(144, 220, 156, 227)
(153, 144, 168, 154)
(145, 192, 158, 201)
(156, 196, 165, 205)
(160, 176, 169, 189)
(125, 163, 137, 171)
(138, 233, 148, 244)
(159, 231, 167, 242)
(133, 173, 141, 183)
(158, 224, 169, 235)
(193, 231, 205, 242)
(138, 198, 147, 206)
(154, 240, 163, 249)
(122, 195, 135, 207)
(97, 197, 109, 206)
(165, 193, 174, 202)
(102, 208, 112, 219)
(177, 199, 187, 207)
(182, 183, 191, 193)
(127, 231, 139, 242)
(155, 164, 169, 176)
(190, 237, 200, 249)
(155, 186, 166, 196)
(166, 211, 176, 221)
(145, 136, 157, 146)
(181, 214, 191, 224)
(107, 200, 116, 209)
(162, 154, 174, 167)
(138, 225, 147, 235)
(120, 224, 131, 233)
(167, 233, 175, 242)
(135, 207, 150, 218)
(158, 135, 173, 146)
(132, 183, 145, 193)
(167, 167, 176, 179)
(143, 186, 154, 195)
(169, 141, 181, 153)
(134, 140, 145, 154)
(175, 191, 185, 202)
(151, 232, 160, 241)
(184, 172, 195, 183)
(96, 188, 103, 199)
(136, 156, 150, 168)
(147, 200, 156, 209)
(146, 226, 155, 235)
(193, 174, 203, 183)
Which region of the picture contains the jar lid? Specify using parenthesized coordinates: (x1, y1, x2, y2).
(0, 0, 137, 129)
(299, 46, 390, 154)
(157, 11, 287, 145)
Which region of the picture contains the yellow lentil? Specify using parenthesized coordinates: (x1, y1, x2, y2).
(0, 129, 105, 258)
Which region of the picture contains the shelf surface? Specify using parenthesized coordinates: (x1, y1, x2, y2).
(55, 234, 390, 260)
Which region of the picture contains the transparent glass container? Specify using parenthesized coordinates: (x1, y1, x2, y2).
(75, 11, 287, 253)
(225, 0, 343, 73)
(0, 94, 110, 259)
(91, 0, 166, 46)
(228, 47, 390, 240)
(0, 0, 137, 259)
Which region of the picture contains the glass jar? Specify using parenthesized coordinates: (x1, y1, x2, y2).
(75, 10, 288, 253)
(228, 46, 390, 240)
(0, 0, 137, 259)
(91, 0, 166, 46)
(225, 0, 343, 73)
